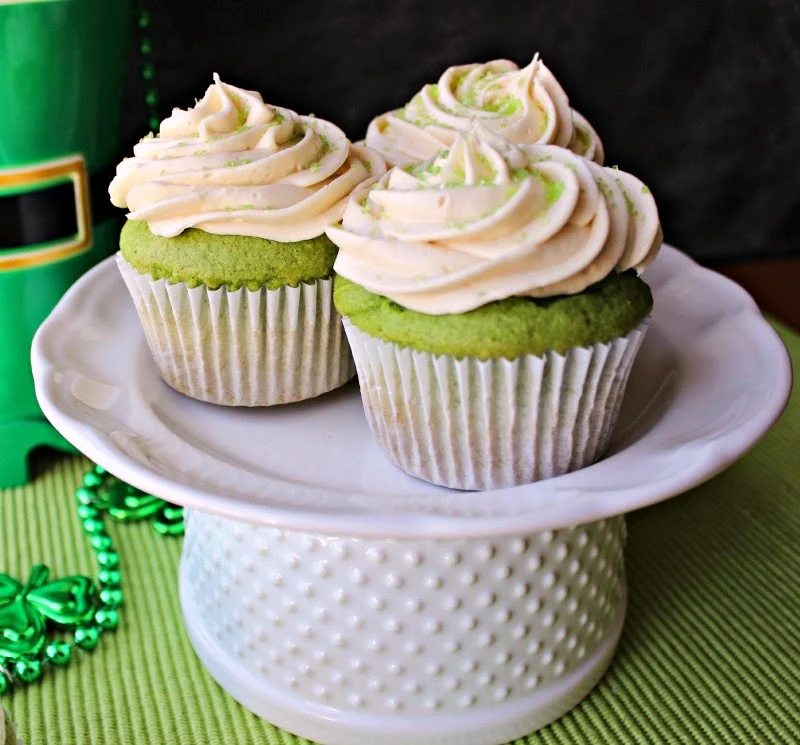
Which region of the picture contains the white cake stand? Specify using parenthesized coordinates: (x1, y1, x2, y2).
(32, 246, 791, 745)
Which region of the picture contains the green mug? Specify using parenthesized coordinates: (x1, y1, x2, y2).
(0, 0, 133, 486)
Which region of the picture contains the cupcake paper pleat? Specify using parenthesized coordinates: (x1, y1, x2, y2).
(343, 320, 648, 490)
(117, 255, 354, 406)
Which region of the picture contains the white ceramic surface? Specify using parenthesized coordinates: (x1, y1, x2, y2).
(32, 246, 791, 539)
(180, 511, 626, 745)
(30, 244, 792, 745)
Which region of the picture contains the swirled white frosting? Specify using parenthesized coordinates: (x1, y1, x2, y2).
(327, 126, 661, 314)
(109, 74, 385, 242)
(365, 56, 604, 167)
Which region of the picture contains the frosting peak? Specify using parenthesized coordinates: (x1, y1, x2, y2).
(109, 75, 385, 242)
(365, 56, 604, 167)
(327, 127, 661, 315)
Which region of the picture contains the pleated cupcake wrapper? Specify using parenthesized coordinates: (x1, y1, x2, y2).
(117, 256, 354, 407)
(343, 319, 649, 491)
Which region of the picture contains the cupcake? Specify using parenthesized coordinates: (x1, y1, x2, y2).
(109, 74, 385, 406)
(366, 55, 603, 166)
(327, 126, 661, 490)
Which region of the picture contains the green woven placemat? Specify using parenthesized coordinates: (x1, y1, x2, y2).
(2, 323, 798, 745)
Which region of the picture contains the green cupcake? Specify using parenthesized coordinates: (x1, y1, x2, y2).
(109, 74, 385, 406)
(326, 126, 662, 490)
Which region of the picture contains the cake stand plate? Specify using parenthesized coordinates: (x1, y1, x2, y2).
(31, 246, 791, 745)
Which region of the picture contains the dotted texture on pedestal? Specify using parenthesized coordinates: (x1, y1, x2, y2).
(182, 513, 626, 715)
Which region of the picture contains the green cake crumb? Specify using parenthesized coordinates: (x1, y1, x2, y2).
(120, 219, 338, 291)
(334, 271, 652, 360)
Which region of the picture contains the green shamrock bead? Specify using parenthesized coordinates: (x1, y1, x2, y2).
(90, 535, 113, 552)
(14, 658, 42, 683)
(96, 551, 120, 569)
(98, 569, 121, 587)
(74, 626, 100, 651)
(99, 588, 123, 608)
(82, 518, 106, 535)
(77, 504, 100, 521)
(95, 608, 119, 631)
(44, 640, 72, 666)
(0, 671, 8, 694)
(82, 472, 102, 488)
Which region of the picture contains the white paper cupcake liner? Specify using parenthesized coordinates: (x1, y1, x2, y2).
(343, 319, 649, 490)
(117, 255, 354, 406)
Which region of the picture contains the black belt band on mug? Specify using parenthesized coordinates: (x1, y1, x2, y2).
(0, 162, 118, 252)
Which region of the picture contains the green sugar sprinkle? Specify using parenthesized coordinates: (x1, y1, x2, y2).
(529, 154, 552, 163)
(309, 160, 322, 173)
(141, 132, 155, 141)
(363, 159, 372, 174)
(575, 129, 591, 153)
(505, 184, 520, 200)
(177, 142, 188, 147)
(492, 96, 521, 117)
(192, 150, 208, 156)
(545, 179, 564, 204)
(642, 184, 651, 194)
(616, 179, 639, 216)
(512, 168, 530, 182)
(596, 178, 616, 204)
(240, 204, 255, 210)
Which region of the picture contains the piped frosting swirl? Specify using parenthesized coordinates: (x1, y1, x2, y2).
(109, 74, 385, 242)
(365, 56, 604, 167)
(327, 126, 661, 315)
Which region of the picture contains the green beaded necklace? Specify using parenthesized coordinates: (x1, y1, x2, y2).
(1, 4, 169, 696)
(0, 465, 183, 696)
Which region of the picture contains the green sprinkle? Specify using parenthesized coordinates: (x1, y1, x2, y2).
(224, 160, 236, 167)
(240, 204, 254, 210)
(616, 178, 639, 216)
(596, 177, 616, 204)
(141, 131, 155, 141)
(505, 184, 519, 200)
(642, 184, 651, 194)
(545, 180, 565, 204)
(529, 154, 552, 163)
(512, 168, 530, 182)
(364, 159, 372, 174)
(575, 129, 591, 154)
(192, 150, 208, 156)
(309, 160, 321, 173)
(177, 142, 188, 147)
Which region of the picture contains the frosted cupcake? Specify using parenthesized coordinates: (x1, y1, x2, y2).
(327, 126, 661, 490)
(366, 55, 603, 166)
(109, 75, 385, 406)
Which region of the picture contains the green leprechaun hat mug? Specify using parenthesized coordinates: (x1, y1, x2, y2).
(0, 0, 133, 487)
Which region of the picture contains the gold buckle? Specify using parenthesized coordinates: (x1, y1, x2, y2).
(0, 154, 92, 271)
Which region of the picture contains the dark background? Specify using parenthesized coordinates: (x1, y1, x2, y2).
(122, 0, 800, 262)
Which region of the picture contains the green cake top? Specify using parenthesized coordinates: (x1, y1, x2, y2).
(120, 219, 338, 291)
(335, 271, 652, 360)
